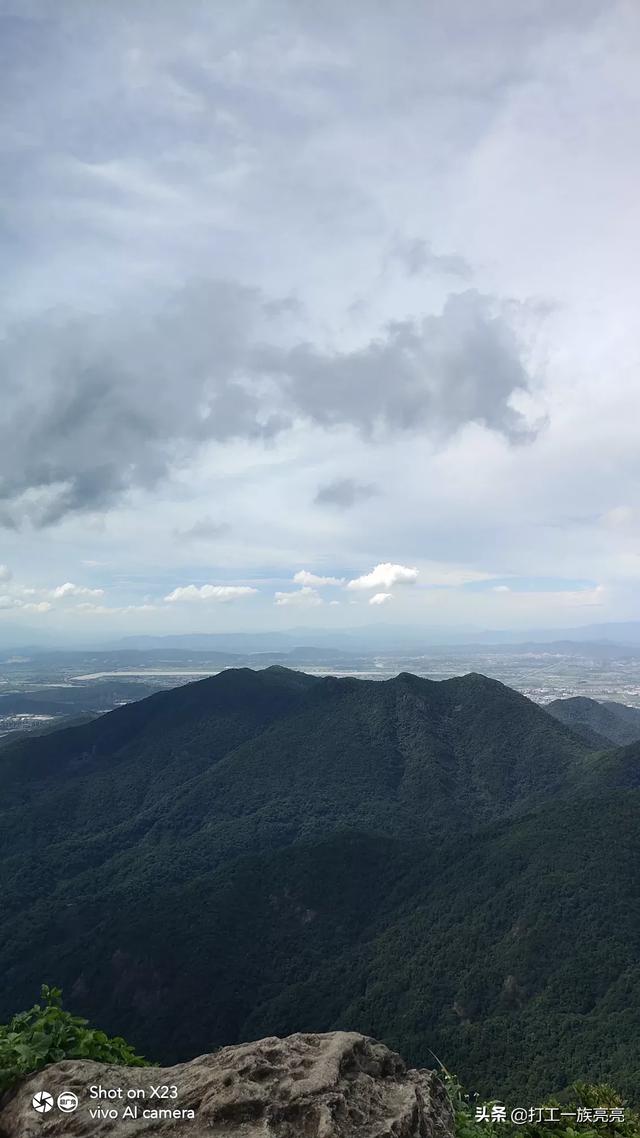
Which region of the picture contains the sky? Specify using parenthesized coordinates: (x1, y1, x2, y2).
(1, 0, 639, 640)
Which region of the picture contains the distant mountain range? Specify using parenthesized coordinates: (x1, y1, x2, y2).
(0, 667, 638, 1099)
(4, 620, 640, 654)
(109, 622, 640, 652)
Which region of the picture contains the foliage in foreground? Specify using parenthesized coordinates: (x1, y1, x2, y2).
(443, 1067, 640, 1138)
(0, 986, 147, 1094)
(1, 985, 637, 1138)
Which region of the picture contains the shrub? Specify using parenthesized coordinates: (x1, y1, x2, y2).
(440, 1067, 640, 1138)
(0, 985, 147, 1094)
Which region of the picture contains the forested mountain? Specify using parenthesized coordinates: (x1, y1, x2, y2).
(0, 667, 638, 1100)
(547, 694, 640, 746)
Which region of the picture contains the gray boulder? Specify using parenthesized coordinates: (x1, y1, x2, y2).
(0, 1030, 454, 1137)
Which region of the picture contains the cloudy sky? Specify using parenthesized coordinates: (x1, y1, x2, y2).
(1, 0, 639, 639)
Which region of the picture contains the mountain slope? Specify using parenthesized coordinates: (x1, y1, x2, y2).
(0, 667, 637, 1100)
(2, 801, 638, 1099)
(546, 695, 640, 746)
(0, 667, 596, 913)
(0, 667, 593, 843)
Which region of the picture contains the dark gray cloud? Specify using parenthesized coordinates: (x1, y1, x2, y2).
(257, 289, 536, 440)
(389, 237, 472, 279)
(175, 518, 231, 541)
(314, 479, 378, 508)
(0, 283, 537, 527)
(0, 280, 288, 527)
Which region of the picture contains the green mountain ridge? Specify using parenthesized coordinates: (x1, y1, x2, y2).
(547, 695, 640, 747)
(0, 667, 638, 1100)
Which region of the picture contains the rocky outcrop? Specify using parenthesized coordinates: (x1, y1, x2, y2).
(0, 1030, 454, 1137)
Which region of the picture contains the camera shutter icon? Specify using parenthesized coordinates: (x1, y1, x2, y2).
(32, 1091, 54, 1113)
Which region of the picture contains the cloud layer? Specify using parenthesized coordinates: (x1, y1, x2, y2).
(1, 0, 639, 633)
(0, 284, 536, 528)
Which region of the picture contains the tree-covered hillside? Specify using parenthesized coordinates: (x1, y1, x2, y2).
(547, 696, 640, 747)
(0, 667, 637, 1100)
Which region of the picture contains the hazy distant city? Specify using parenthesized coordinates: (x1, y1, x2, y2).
(3, 625, 640, 743)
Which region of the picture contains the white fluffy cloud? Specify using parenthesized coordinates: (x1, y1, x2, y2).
(0, 565, 12, 583)
(75, 602, 157, 614)
(347, 563, 419, 590)
(369, 592, 392, 606)
(274, 586, 323, 607)
(0, 576, 104, 614)
(51, 582, 105, 599)
(293, 570, 345, 586)
(164, 585, 259, 603)
(0, 594, 51, 613)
